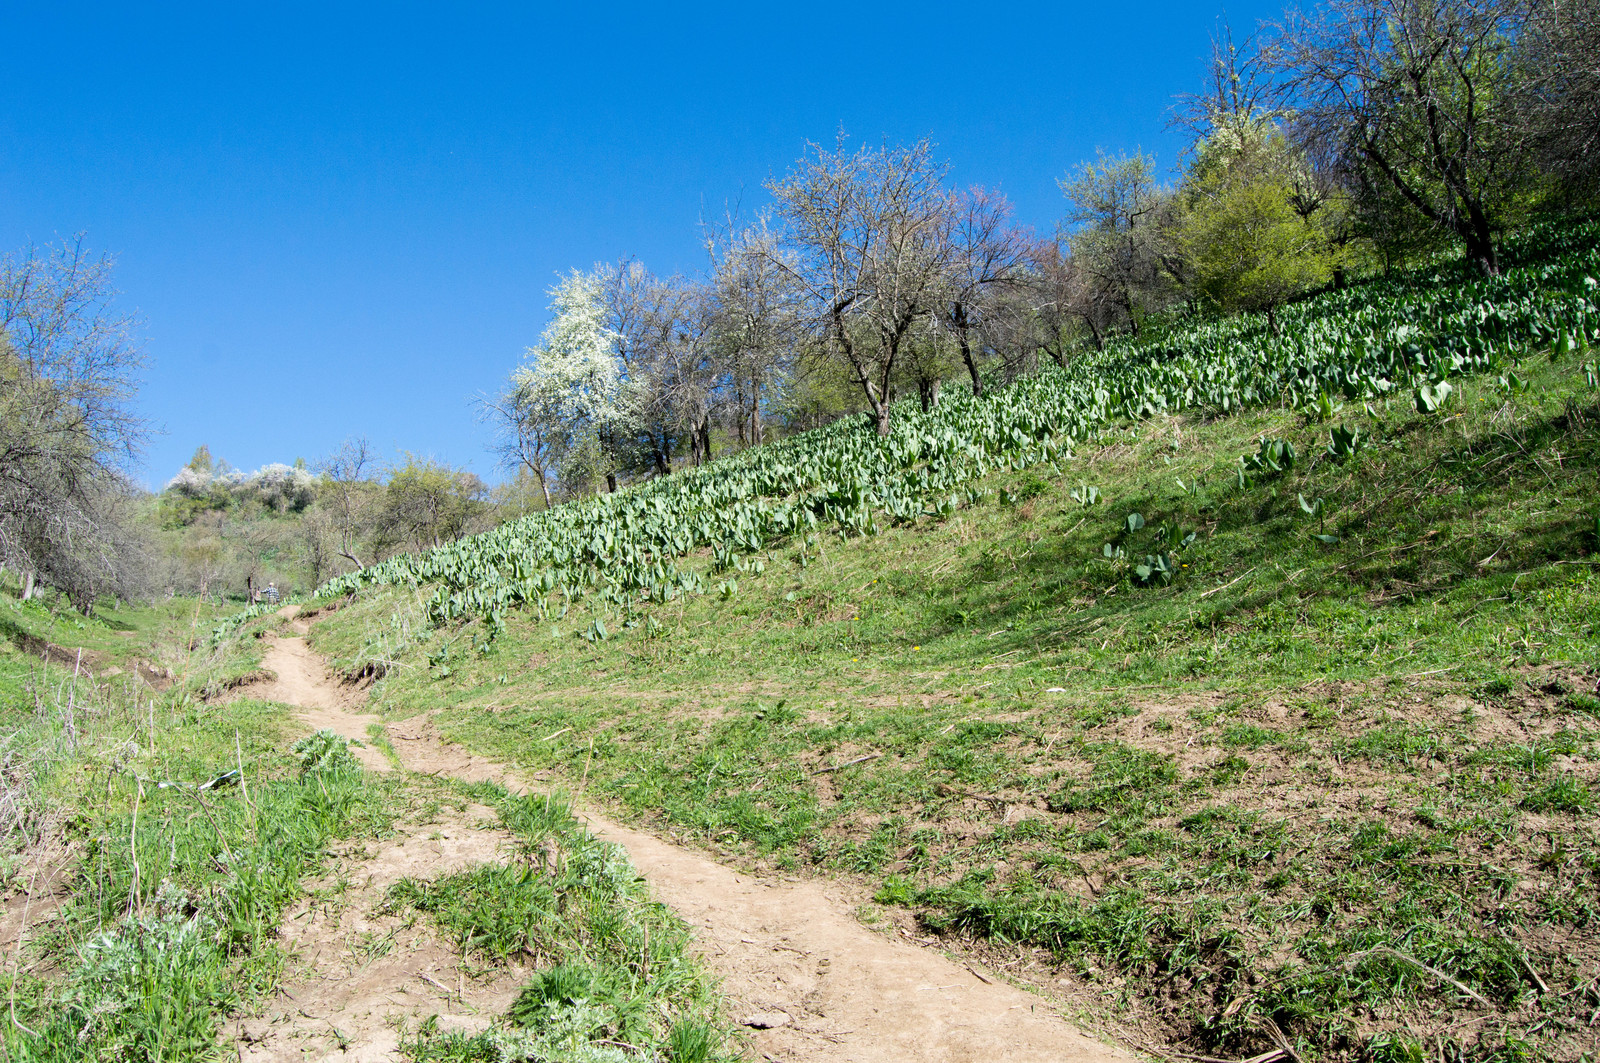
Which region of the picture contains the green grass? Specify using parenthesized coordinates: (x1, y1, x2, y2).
(2, 722, 393, 1062)
(0, 590, 402, 1063)
(308, 352, 1600, 1061)
(390, 786, 734, 1063)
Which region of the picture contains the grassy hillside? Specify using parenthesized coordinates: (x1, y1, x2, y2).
(313, 221, 1599, 641)
(306, 230, 1600, 1062)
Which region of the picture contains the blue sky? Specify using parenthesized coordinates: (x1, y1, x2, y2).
(0, 1, 1283, 489)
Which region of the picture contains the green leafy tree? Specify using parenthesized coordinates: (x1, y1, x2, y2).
(1179, 117, 1342, 331)
(375, 455, 487, 554)
(1272, 0, 1543, 274)
(1059, 152, 1184, 341)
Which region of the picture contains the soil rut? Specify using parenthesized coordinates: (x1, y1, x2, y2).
(248, 619, 1134, 1063)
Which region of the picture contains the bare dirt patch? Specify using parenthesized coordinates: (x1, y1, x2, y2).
(239, 804, 525, 1063)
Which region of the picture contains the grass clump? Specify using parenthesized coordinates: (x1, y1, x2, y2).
(0, 594, 394, 1062)
(17, 882, 235, 1062)
(392, 789, 733, 1063)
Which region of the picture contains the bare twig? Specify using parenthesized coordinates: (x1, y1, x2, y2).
(812, 752, 883, 775)
(1138, 1041, 1285, 1063)
(1257, 1016, 1304, 1063)
(1498, 932, 1550, 995)
(126, 779, 143, 917)
(1200, 568, 1256, 598)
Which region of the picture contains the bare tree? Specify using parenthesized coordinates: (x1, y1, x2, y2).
(768, 137, 956, 436)
(705, 220, 801, 451)
(316, 437, 377, 569)
(1270, 0, 1539, 274)
(0, 237, 147, 610)
(1517, 0, 1600, 203)
(1023, 236, 1118, 359)
(662, 279, 724, 465)
(1059, 153, 1183, 339)
(934, 187, 1032, 398)
(1176, 21, 1280, 147)
(891, 316, 958, 412)
(478, 372, 566, 508)
(602, 260, 685, 479)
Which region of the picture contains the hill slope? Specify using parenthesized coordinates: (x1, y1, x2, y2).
(309, 234, 1600, 1063)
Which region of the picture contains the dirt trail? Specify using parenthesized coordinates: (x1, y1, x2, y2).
(247, 616, 1135, 1063)
(253, 615, 390, 773)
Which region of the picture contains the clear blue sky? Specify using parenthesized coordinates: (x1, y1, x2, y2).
(1, 1, 1283, 489)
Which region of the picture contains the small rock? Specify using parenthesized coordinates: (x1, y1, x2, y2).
(740, 1011, 791, 1030)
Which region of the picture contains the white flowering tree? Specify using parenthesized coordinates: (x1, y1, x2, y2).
(483, 269, 640, 503)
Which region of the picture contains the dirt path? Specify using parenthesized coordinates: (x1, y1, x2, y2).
(248, 620, 1136, 1063)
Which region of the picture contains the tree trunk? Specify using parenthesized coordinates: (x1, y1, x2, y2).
(606, 472, 618, 494)
(875, 401, 892, 436)
(22, 571, 34, 600)
(959, 338, 982, 397)
(1082, 315, 1104, 351)
(698, 418, 712, 465)
(1266, 303, 1278, 336)
(953, 305, 983, 397)
(539, 475, 552, 509)
(917, 377, 941, 412)
(1463, 223, 1498, 276)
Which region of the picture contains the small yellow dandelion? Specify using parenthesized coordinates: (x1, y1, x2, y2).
(913, 645, 921, 651)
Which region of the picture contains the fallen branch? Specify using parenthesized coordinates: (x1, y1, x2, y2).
(1342, 945, 1490, 1008)
(1200, 568, 1256, 598)
(813, 752, 882, 775)
(1137, 1042, 1285, 1063)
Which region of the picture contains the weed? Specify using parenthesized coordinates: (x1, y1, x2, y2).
(1522, 778, 1594, 813)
